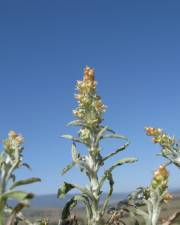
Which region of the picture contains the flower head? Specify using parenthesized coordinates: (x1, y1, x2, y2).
(144, 127, 162, 136)
(8, 130, 18, 139)
(151, 165, 169, 191)
(154, 165, 169, 179)
(15, 135, 24, 145)
(163, 193, 173, 201)
(144, 127, 174, 146)
(84, 66, 95, 81)
(73, 66, 106, 126)
(4, 131, 24, 154)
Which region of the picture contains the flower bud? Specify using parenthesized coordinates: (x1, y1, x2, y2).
(79, 128, 90, 141)
(84, 66, 95, 81)
(163, 193, 173, 201)
(152, 137, 161, 143)
(15, 135, 24, 144)
(151, 165, 169, 190)
(8, 130, 18, 139)
(144, 127, 162, 136)
(151, 180, 158, 189)
(158, 165, 169, 178)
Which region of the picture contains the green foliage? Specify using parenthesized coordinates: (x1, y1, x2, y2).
(57, 183, 75, 198)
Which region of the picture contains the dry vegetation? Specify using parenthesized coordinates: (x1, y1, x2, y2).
(19, 197, 180, 225)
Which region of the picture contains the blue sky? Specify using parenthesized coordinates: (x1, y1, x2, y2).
(0, 0, 180, 195)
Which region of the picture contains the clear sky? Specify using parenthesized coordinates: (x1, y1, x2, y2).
(0, 0, 180, 195)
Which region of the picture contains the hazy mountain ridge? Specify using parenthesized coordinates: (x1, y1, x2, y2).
(29, 189, 180, 208)
(30, 193, 127, 208)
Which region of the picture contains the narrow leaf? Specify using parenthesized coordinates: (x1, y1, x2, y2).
(61, 197, 77, 220)
(2, 191, 34, 201)
(102, 133, 128, 140)
(71, 143, 80, 162)
(101, 171, 114, 214)
(6, 202, 29, 225)
(10, 177, 41, 189)
(61, 161, 76, 175)
(67, 120, 84, 127)
(61, 135, 83, 144)
(22, 163, 32, 170)
(57, 182, 75, 198)
(95, 126, 108, 144)
(103, 142, 129, 162)
(109, 157, 138, 172)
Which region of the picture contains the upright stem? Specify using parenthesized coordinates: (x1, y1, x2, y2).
(151, 204, 161, 225)
(143, 192, 162, 225)
(88, 152, 101, 225)
(0, 202, 5, 225)
(0, 168, 7, 225)
(0, 213, 3, 225)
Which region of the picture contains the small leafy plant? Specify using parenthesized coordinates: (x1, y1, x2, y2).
(0, 131, 41, 225)
(111, 127, 180, 225)
(144, 127, 180, 168)
(129, 165, 172, 225)
(58, 66, 137, 225)
(109, 164, 174, 225)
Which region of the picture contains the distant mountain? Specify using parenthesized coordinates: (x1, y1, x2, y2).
(10, 189, 180, 208)
(172, 188, 180, 197)
(30, 193, 128, 208)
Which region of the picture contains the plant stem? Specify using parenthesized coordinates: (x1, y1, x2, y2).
(0, 203, 5, 225)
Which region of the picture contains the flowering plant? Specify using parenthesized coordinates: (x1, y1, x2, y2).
(144, 127, 180, 168)
(0, 131, 41, 225)
(111, 127, 180, 225)
(128, 165, 172, 225)
(58, 67, 137, 225)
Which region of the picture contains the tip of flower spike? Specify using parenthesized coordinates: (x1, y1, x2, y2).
(144, 127, 153, 135)
(8, 130, 18, 138)
(8, 130, 24, 144)
(151, 165, 169, 190)
(144, 127, 162, 136)
(154, 165, 169, 179)
(84, 66, 95, 81)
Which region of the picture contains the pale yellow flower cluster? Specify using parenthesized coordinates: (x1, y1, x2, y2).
(163, 192, 173, 201)
(4, 130, 24, 153)
(76, 67, 96, 94)
(151, 165, 173, 201)
(144, 127, 174, 145)
(73, 66, 106, 126)
(144, 127, 162, 136)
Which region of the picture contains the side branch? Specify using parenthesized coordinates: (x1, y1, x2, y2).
(161, 210, 180, 225)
